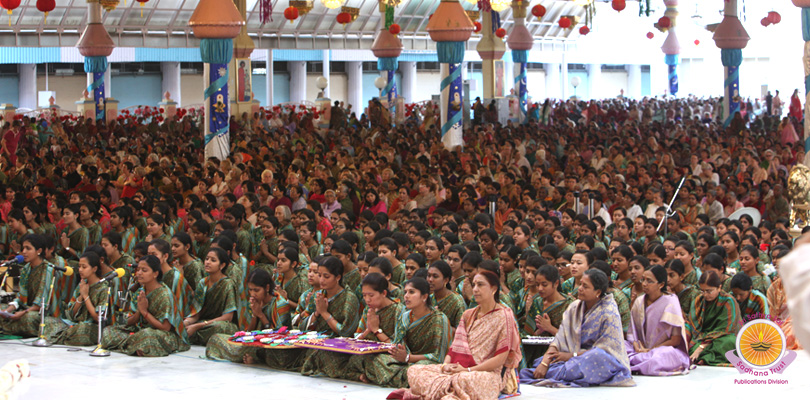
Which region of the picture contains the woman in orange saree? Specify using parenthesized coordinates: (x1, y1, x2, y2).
(389, 270, 522, 400)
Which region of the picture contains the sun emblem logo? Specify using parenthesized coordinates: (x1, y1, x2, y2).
(736, 320, 785, 369)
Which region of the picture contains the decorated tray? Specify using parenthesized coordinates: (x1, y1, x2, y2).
(522, 336, 555, 346)
(293, 337, 397, 355)
(227, 328, 328, 349)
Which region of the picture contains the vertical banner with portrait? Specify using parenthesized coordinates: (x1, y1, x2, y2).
(494, 60, 505, 99)
(235, 58, 252, 102)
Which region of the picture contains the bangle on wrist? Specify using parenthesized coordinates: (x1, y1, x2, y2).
(405, 353, 411, 363)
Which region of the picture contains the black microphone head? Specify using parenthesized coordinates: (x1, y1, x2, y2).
(128, 282, 141, 293)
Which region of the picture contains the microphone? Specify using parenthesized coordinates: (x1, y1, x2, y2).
(129, 282, 141, 293)
(52, 264, 74, 276)
(0, 255, 24, 267)
(99, 268, 126, 284)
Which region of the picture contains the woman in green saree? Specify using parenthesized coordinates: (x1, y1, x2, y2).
(206, 268, 292, 362)
(301, 272, 404, 378)
(274, 246, 309, 312)
(58, 204, 89, 264)
(0, 234, 63, 337)
(148, 239, 197, 320)
(171, 233, 205, 293)
(79, 202, 102, 246)
(183, 247, 239, 345)
(346, 277, 450, 387)
(523, 264, 572, 367)
(427, 260, 466, 328)
(102, 255, 190, 356)
(52, 252, 109, 345)
(248, 256, 359, 371)
(687, 271, 741, 366)
(292, 257, 322, 329)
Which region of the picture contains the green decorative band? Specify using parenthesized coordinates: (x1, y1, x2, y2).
(200, 38, 234, 65)
(720, 49, 742, 67)
(437, 41, 466, 64)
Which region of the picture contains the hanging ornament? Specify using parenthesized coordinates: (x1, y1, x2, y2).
(646, 32, 654, 39)
(36, 0, 55, 24)
(259, 0, 273, 24)
(558, 17, 571, 29)
(767, 11, 781, 25)
(760, 17, 770, 27)
(694, 39, 700, 45)
(473, 21, 482, 33)
(658, 16, 671, 29)
(495, 27, 506, 38)
(284, 6, 299, 23)
(336, 11, 350, 25)
(611, 0, 626, 12)
(135, 0, 148, 17)
(388, 23, 400, 35)
(579, 26, 590, 35)
(531, 4, 546, 18)
(0, 0, 20, 26)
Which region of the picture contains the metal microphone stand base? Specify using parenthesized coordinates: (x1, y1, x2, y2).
(90, 345, 110, 357)
(32, 337, 53, 347)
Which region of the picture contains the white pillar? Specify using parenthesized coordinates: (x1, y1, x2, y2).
(561, 59, 569, 100)
(588, 63, 601, 100)
(160, 62, 181, 106)
(544, 63, 561, 100)
(322, 50, 330, 98)
(266, 49, 274, 107)
(627, 64, 642, 99)
(104, 67, 112, 99)
(650, 63, 668, 98)
(347, 61, 363, 112)
(288, 61, 306, 103)
(400, 61, 416, 103)
(18, 64, 36, 109)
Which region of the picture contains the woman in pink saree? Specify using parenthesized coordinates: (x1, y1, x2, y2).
(390, 270, 522, 400)
(625, 265, 690, 375)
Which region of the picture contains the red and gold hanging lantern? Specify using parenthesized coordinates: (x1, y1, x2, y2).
(579, 26, 590, 35)
(336, 11, 350, 25)
(1, 0, 21, 26)
(767, 11, 781, 25)
(612, 0, 625, 12)
(760, 17, 770, 27)
(284, 6, 299, 23)
(495, 27, 506, 38)
(558, 16, 571, 29)
(531, 4, 546, 18)
(473, 21, 481, 33)
(136, 0, 149, 17)
(388, 23, 400, 35)
(36, 0, 55, 24)
(658, 16, 671, 29)
(646, 31, 654, 39)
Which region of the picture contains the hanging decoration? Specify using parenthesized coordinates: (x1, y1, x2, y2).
(495, 27, 506, 37)
(639, 0, 651, 17)
(36, 0, 55, 23)
(135, 0, 148, 17)
(389, 23, 400, 34)
(767, 11, 781, 25)
(531, 4, 546, 18)
(658, 16, 671, 29)
(579, 26, 590, 35)
(320, 0, 341, 9)
(259, 0, 273, 24)
(490, 0, 510, 12)
(473, 21, 482, 32)
(284, 6, 299, 23)
(341, 6, 359, 22)
(99, 0, 120, 12)
(559, 16, 571, 28)
(612, 0, 625, 12)
(646, 31, 654, 39)
(465, 10, 479, 22)
(336, 11, 351, 25)
(761, 17, 770, 27)
(694, 39, 700, 45)
(290, 0, 313, 17)
(1, 0, 20, 25)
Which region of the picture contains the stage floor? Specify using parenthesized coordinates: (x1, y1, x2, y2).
(0, 338, 808, 399)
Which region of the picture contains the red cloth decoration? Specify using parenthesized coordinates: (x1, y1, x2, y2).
(531, 5, 546, 18)
(284, 6, 298, 23)
(658, 16, 671, 28)
(612, 0, 626, 12)
(259, 0, 272, 24)
(388, 23, 400, 35)
(646, 31, 654, 39)
(768, 11, 781, 25)
(336, 12, 351, 25)
(495, 28, 506, 38)
(473, 21, 482, 33)
(761, 17, 771, 27)
(579, 26, 590, 35)
(558, 17, 571, 29)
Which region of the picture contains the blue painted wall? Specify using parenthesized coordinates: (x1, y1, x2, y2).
(251, 74, 266, 106)
(0, 77, 19, 105)
(112, 75, 162, 108)
(273, 73, 290, 104)
(641, 70, 651, 97)
(361, 72, 401, 115)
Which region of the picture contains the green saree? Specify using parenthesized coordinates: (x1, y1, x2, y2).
(188, 276, 239, 345)
(180, 258, 205, 294)
(431, 291, 467, 328)
(205, 294, 292, 362)
(51, 280, 110, 346)
(522, 295, 573, 367)
(0, 261, 63, 338)
(687, 291, 742, 366)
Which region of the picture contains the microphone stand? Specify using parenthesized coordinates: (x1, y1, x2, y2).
(90, 285, 112, 357)
(32, 272, 58, 347)
(656, 177, 687, 237)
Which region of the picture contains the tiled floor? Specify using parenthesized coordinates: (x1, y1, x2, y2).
(1, 339, 807, 399)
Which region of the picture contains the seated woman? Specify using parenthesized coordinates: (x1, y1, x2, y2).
(523, 264, 573, 369)
(765, 245, 803, 350)
(737, 245, 771, 295)
(392, 270, 521, 400)
(171, 232, 204, 293)
(291, 257, 322, 329)
(51, 252, 109, 346)
(588, 260, 632, 334)
(347, 276, 450, 387)
(301, 272, 404, 379)
(1, 234, 64, 338)
(250, 256, 359, 371)
(102, 255, 189, 356)
(686, 270, 741, 366)
(183, 247, 239, 345)
(205, 268, 292, 362)
(625, 265, 690, 376)
(148, 239, 197, 322)
(520, 269, 634, 388)
(664, 259, 700, 317)
(274, 246, 310, 310)
(426, 261, 466, 328)
(729, 273, 769, 319)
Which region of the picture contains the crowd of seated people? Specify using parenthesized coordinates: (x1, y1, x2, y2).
(0, 93, 806, 398)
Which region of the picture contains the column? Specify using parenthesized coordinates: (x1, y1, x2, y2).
(797, 1, 810, 150)
(662, 1, 681, 97)
(713, 0, 749, 126)
(627, 64, 642, 99)
(105, 67, 112, 99)
(560, 59, 569, 100)
(346, 61, 363, 112)
(18, 64, 37, 110)
(476, 9, 506, 100)
(161, 62, 182, 106)
(588, 63, 601, 100)
(322, 49, 331, 98)
(650, 63, 668, 97)
(400, 61, 416, 103)
(266, 49, 274, 107)
(544, 63, 561, 99)
(288, 61, 306, 103)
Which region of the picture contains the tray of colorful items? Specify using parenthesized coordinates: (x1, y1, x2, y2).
(522, 336, 555, 346)
(228, 327, 328, 349)
(292, 337, 398, 355)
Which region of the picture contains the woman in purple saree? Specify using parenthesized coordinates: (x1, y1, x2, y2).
(625, 265, 690, 376)
(519, 269, 634, 388)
